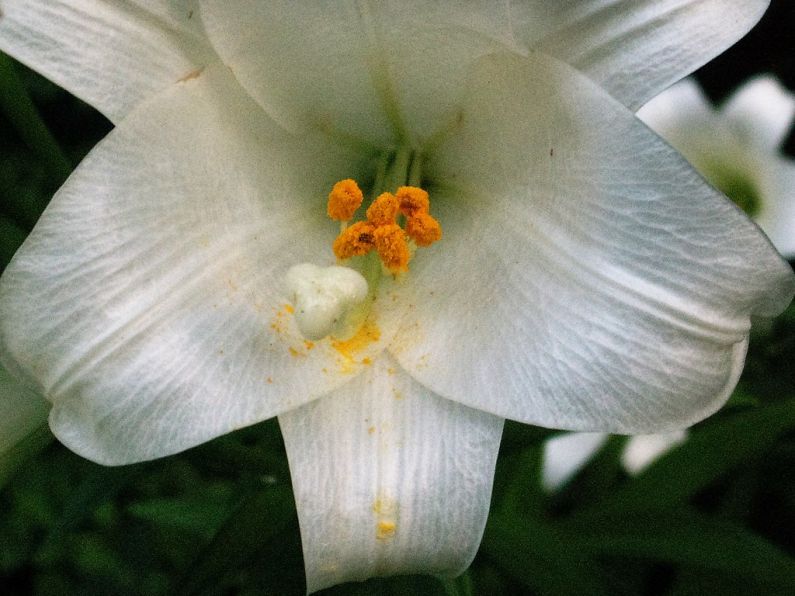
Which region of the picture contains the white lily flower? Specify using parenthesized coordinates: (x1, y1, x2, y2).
(0, 365, 50, 486)
(638, 75, 795, 256)
(1, 1, 793, 591)
(541, 430, 688, 491)
(543, 74, 795, 495)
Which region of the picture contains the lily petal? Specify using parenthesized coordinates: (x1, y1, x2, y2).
(0, 64, 399, 464)
(0, 0, 215, 123)
(721, 75, 795, 151)
(396, 53, 795, 433)
(621, 430, 687, 475)
(199, 0, 519, 144)
(756, 160, 795, 257)
(279, 355, 503, 593)
(541, 432, 608, 491)
(0, 365, 50, 485)
(513, 0, 769, 111)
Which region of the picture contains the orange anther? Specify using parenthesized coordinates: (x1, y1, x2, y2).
(332, 221, 375, 259)
(327, 179, 364, 221)
(366, 192, 400, 226)
(406, 212, 442, 247)
(396, 186, 430, 217)
(373, 224, 410, 273)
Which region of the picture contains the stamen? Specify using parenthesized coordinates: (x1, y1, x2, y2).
(366, 192, 400, 226)
(373, 225, 410, 273)
(328, 180, 441, 273)
(406, 212, 442, 247)
(327, 179, 364, 221)
(333, 221, 376, 259)
(395, 186, 429, 217)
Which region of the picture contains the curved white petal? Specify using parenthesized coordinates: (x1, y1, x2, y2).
(279, 355, 503, 593)
(541, 432, 608, 491)
(621, 430, 687, 475)
(512, 0, 769, 111)
(0, 365, 50, 485)
(756, 159, 795, 257)
(721, 75, 795, 152)
(0, 63, 404, 464)
(199, 0, 519, 144)
(0, 0, 215, 123)
(395, 53, 795, 433)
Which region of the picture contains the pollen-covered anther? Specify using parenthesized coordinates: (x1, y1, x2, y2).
(366, 192, 400, 226)
(395, 186, 430, 217)
(327, 178, 364, 221)
(373, 224, 410, 274)
(406, 212, 442, 247)
(332, 221, 375, 260)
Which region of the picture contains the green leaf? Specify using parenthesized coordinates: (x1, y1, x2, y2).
(482, 514, 613, 596)
(0, 214, 28, 268)
(126, 484, 237, 539)
(0, 53, 71, 186)
(37, 461, 148, 562)
(174, 485, 297, 596)
(556, 508, 795, 589)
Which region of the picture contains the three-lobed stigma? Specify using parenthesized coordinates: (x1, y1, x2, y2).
(328, 180, 442, 273)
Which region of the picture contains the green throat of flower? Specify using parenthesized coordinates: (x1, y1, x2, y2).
(701, 162, 762, 218)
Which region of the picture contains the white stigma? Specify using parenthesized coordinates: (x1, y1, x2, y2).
(285, 263, 369, 341)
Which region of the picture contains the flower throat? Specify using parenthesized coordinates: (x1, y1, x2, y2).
(327, 147, 442, 275)
(285, 148, 441, 342)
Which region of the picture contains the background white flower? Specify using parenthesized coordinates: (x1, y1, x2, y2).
(638, 75, 795, 256)
(0, 1, 792, 592)
(542, 430, 688, 491)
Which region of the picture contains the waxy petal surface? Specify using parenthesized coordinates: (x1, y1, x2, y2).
(279, 355, 503, 593)
(0, 64, 403, 464)
(513, 0, 769, 110)
(395, 53, 795, 432)
(199, 0, 518, 144)
(0, 0, 215, 123)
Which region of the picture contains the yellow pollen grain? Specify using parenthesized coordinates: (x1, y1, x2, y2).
(327, 179, 363, 221)
(331, 320, 380, 362)
(367, 426, 376, 435)
(373, 224, 410, 273)
(332, 221, 376, 260)
(284, 304, 295, 314)
(396, 186, 430, 217)
(406, 212, 442, 247)
(376, 520, 396, 540)
(304, 340, 315, 351)
(366, 192, 400, 226)
(288, 347, 305, 358)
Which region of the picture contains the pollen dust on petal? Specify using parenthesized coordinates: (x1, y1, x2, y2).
(372, 498, 398, 541)
(331, 320, 380, 373)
